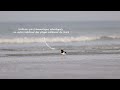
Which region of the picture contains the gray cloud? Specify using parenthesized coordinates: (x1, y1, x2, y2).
(0, 11, 120, 22)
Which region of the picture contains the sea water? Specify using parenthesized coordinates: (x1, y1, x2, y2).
(0, 21, 120, 79)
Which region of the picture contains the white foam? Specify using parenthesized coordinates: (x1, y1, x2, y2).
(0, 35, 119, 44)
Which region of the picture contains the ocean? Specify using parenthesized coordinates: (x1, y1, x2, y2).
(0, 21, 120, 79)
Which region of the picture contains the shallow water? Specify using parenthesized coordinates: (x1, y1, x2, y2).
(0, 21, 120, 79)
(0, 54, 120, 79)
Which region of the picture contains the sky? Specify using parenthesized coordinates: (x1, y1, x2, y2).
(0, 11, 120, 22)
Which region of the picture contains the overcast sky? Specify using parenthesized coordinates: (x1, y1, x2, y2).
(0, 11, 120, 22)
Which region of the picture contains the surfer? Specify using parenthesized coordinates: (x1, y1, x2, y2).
(61, 49, 67, 55)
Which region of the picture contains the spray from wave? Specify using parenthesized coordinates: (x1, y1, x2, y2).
(0, 35, 120, 44)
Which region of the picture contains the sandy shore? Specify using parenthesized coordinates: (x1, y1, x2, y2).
(0, 54, 120, 79)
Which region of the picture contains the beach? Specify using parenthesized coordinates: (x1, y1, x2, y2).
(0, 54, 120, 79)
(0, 21, 120, 79)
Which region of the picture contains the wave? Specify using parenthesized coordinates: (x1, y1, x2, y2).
(0, 35, 120, 44)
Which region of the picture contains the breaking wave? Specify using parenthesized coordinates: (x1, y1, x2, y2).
(0, 35, 120, 44)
